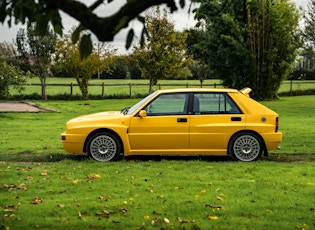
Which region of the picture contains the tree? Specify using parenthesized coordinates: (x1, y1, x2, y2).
(133, 7, 192, 93)
(16, 24, 56, 100)
(194, 0, 301, 100)
(53, 30, 116, 99)
(0, 0, 189, 57)
(0, 56, 28, 98)
(304, 0, 315, 45)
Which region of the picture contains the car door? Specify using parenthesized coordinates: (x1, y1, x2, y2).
(128, 93, 190, 152)
(189, 93, 246, 154)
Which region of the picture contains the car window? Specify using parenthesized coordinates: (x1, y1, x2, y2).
(126, 91, 158, 115)
(144, 93, 188, 116)
(193, 93, 242, 114)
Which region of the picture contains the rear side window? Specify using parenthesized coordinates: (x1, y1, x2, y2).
(193, 93, 242, 114)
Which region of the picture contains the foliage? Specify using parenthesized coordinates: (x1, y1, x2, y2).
(15, 24, 56, 100)
(133, 7, 192, 93)
(304, 0, 315, 45)
(102, 56, 142, 80)
(194, 0, 301, 100)
(53, 30, 117, 100)
(189, 61, 208, 86)
(0, 0, 187, 57)
(0, 57, 27, 98)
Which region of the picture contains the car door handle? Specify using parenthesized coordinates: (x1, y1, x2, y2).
(231, 117, 242, 121)
(177, 118, 187, 122)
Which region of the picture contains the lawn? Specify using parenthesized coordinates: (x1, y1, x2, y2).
(0, 95, 314, 229)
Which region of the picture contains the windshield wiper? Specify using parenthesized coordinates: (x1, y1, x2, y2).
(121, 107, 130, 115)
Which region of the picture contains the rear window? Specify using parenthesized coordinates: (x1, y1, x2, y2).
(193, 93, 242, 114)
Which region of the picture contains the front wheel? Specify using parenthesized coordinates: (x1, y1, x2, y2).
(87, 132, 121, 162)
(229, 132, 263, 162)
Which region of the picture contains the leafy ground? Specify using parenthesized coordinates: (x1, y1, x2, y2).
(1, 159, 315, 229)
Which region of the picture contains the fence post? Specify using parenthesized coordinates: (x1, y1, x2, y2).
(129, 83, 132, 98)
(290, 80, 293, 95)
(102, 83, 105, 98)
(186, 83, 189, 88)
(214, 83, 217, 88)
(70, 83, 73, 97)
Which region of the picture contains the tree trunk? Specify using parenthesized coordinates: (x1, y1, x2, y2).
(40, 77, 47, 100)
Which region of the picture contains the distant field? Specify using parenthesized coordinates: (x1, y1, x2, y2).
(10, 78, 315, 98)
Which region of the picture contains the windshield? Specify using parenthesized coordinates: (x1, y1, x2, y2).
(126, 91, 158, 115)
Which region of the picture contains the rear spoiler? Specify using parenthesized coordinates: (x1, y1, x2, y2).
(239, 87, 252, 97)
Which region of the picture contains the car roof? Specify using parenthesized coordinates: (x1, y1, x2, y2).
(156, 88, 240, 94)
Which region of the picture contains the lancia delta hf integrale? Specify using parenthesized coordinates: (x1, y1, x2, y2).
(61, 88, 282, 162)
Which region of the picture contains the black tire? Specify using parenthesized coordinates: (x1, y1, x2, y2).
(229, 132, 263, 162)
(87, 132, 121, 162)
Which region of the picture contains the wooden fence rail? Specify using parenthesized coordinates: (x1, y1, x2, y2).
(21, 82, 222, 98)
(19, 80, 315, 98)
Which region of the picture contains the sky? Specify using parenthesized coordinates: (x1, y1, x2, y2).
(0, 0, 309, 55)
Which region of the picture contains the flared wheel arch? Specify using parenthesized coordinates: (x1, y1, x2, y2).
(228, 130, 267, 159)
(84, 128, 124, 156)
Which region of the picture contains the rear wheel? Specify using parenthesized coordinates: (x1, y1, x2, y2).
(87, 132, 121, 162)
(229, 132, 263, 162)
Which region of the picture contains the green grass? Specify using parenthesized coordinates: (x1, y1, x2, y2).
(0, 160, 315, 229)
(0, 95, 314, 229)
(262, 95, 315, 154)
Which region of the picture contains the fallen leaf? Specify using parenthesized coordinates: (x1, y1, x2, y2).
(205, 204, 223, 209)
(216, 196, 223, 201)
(144, 215, 150, 219)
(208, 215, 219, 220)
(72, 179, 81, 184)
(87, 173, 101, 179)
(201, 189, 206, 194)
(17, 184, 28, 190)
(164, 218, 170, 223)
(120, 208, 128, 213)
(31, 197, 43, 204)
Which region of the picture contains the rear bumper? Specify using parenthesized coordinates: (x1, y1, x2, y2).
(263, 131, 283, 151)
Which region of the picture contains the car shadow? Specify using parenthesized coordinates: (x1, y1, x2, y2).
(0, 153, 314, 163)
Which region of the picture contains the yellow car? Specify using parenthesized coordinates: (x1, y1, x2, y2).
(61, 88, 282, 162)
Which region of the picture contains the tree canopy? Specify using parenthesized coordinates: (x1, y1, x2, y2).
(133, 7, 192, 93)
(0, 0, 189, 57)
(194, 0, 301, 100)
(16, 24, 56, 100)
(53, 30, 117, 99)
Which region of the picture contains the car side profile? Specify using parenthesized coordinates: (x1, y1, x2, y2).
(61, 88, 282, 162)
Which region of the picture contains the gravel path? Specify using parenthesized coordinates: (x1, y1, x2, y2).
(0, 102, 54, 112)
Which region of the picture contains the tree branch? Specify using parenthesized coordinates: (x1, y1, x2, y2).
(46, 0, 178, 42)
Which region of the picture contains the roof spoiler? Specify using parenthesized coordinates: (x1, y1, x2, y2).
(239, 87, 252, 97)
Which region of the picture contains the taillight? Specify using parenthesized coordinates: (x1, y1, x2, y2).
(275, 117, 279, 132)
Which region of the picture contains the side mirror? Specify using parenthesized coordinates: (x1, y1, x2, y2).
(138, 110, 147, 118)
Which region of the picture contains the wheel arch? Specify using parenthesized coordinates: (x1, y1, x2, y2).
(228, 130, 268, 157)
(83, 128, 124, 155)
